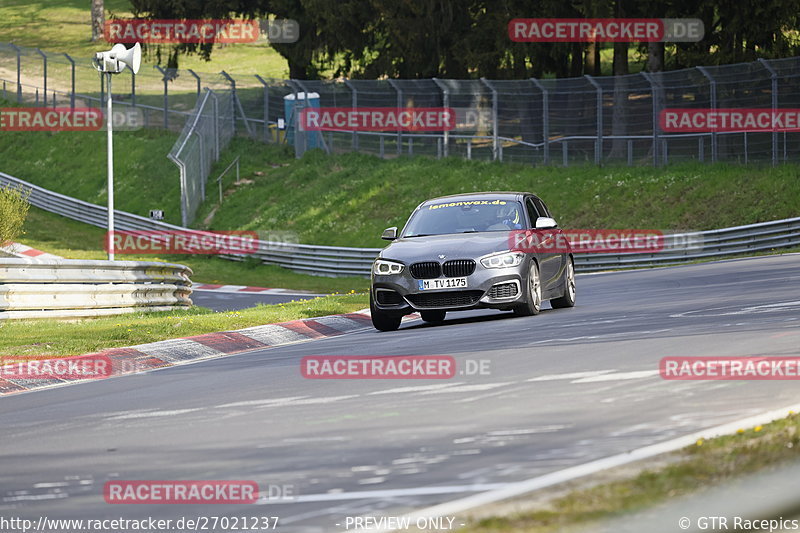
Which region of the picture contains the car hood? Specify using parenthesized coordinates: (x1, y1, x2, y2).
(380, 232, 513, 262)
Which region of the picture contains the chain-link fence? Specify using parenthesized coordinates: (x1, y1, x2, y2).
(3, 41, 800, 177)
(168, 87, 234, 227)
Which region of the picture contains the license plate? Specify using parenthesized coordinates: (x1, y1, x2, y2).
(418, 277, 468, 290)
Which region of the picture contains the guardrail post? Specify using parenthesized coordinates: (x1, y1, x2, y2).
(63, 53, 75, 109)
(387, 79, 403, 155)
(254, 75, 270, 142)
(35, 48, 47, 106)
(480, 78, 499, 161)
(696, 66, 717, 162)
(432, 78, 449, 158)
(344, 80, 358, 151)
(585, 75, 603, 165)
(153, 65, 169, 129)
(758, 58, 779, 167)
(562, 141, 568, 166)
(9, 44, 21, 103)
(641, 71, 661, 167)
(530, 77, 549, 165)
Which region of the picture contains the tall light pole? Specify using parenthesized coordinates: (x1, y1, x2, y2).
(92, 42, 141, 260)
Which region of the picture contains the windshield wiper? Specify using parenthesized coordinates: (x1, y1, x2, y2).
(405, 233, 435, 238)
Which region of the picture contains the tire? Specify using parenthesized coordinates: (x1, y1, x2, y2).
(370, 292, 402, 331)
(551, 257, 576, 309)
(420, 310, 446, 323)
(513, 261, 542, 317)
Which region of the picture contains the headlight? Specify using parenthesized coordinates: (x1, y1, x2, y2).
(373, 259, 404, 275)
(480, 251, 525, 269)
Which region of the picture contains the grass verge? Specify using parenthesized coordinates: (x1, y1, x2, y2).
(201, 141, 800, 248)
(20, 207, 370, 293)
(461, 412, 800, 532)
(0, 292, 369, 357)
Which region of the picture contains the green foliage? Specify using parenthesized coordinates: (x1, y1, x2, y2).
(0, 184, 31, 245)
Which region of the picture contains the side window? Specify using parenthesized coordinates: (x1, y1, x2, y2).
(532, 197, 551, 218)
(525, 198, 541, 227)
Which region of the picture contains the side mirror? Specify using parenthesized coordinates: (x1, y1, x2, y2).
(381, 227, 398, 240)
(535, 217, 557, 229)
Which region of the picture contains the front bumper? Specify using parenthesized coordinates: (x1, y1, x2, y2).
(372, 264, 527, 314)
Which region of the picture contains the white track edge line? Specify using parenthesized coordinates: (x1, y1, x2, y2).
(374, 400, 800, 532)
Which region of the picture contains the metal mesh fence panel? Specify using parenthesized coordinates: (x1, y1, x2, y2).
(168, 88, 234, 226)
(4, 41, 800, 172)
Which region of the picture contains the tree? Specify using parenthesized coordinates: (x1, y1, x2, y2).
(0, 185, 30, 246)
(91, 0, 105, 41)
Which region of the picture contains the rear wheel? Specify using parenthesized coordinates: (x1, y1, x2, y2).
(370, 292, 402, 331)
(513, 261, 541, 317)
(420, 310, 446, 323)
(551, 258, 576, 309)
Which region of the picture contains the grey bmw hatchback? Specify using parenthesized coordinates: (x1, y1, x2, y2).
(370, 192, 576, 331)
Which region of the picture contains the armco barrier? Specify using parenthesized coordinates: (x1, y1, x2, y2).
(1, 171, 798, 277)
(0, 258, 192, 320)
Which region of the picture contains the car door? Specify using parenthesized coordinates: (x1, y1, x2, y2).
(524, 196, 560, 289)
(531, 196, 565, 291)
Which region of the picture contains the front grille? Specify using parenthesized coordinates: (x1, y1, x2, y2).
(376, 289, 404, 306)
(405, 290, 483, 308)
(442, 259, 476, 277)
(488, 282, 518, 299)
(410, 262, 441, 279)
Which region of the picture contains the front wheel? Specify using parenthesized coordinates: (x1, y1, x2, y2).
(551, 258, 576, 309)
(513, 261, 542, 317)
(370, 292, 402, 331)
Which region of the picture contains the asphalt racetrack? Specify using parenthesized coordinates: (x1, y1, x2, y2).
(1, 254, 799, 532)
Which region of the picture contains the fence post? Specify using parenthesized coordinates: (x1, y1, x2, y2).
(344, 80, 358, 151)
(758, 58, 779, 167)
(584, 75, 603, 165)
(63, 53, 75, 109)
(530, 77, 549, 165)
(131, 71, 136, 107)
(221, 70, 254, 137)
(480, 78, 499, 161)
(208, 89, 220, 160)
(35, 48, 47, 106)
(254, 75, 270, 142)
(153, 65, 169, 129)
(696, 66, 717, 162)
(432, 78, 449, 158)
(187, 69, 201, 100)
(641, 71, 660, 167)
(387, 79, 403, 155)
(9, 44, 21, 103)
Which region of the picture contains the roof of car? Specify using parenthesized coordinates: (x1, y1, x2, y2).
(422, 192, 532, 205)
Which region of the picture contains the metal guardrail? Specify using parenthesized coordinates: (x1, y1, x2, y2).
(0, 257, 192, 320)
(1, 171, 798, 278)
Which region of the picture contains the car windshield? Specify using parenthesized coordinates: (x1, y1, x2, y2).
(403, 199, 525, 237)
